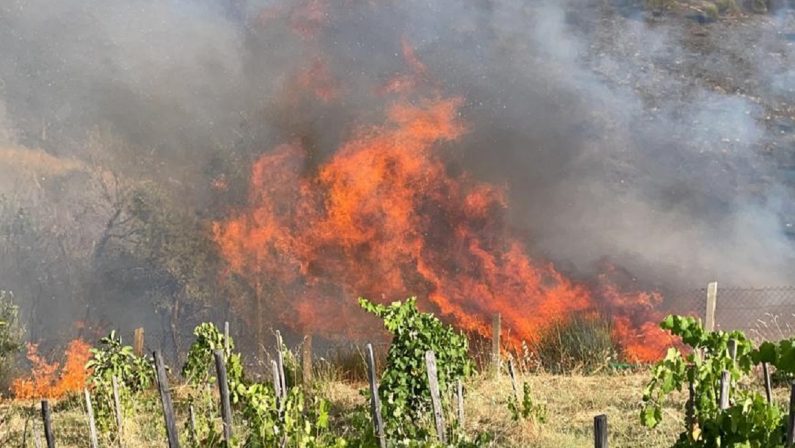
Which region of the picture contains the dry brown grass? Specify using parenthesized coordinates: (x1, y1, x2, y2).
(0, 371, 698, 447)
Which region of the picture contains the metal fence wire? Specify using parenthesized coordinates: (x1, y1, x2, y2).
(674, 286, 795, 342)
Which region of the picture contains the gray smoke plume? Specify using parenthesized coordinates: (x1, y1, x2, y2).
(1, 0, 795, 347)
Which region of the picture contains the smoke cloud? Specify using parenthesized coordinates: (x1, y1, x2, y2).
(1, 0, 794, 346)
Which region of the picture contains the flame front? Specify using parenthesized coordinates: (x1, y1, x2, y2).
(213, 90, 671, 361)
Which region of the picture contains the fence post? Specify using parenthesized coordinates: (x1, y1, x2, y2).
(188, 405, 197, 445)
(456, 379, 465, 428)
(508, 358, 520, 405)
(594, 414, 608, 448)
(224, 321, 230, 354)
(365, 343, 387, 448)
(492, 314, 501, 376)
(41, 400, 55, 448)
(705, 282, 718, 332)
(84, 388, 99, 448)
(112, 376, 124, 448)
(133, 328, 144, 357)
(271, 360, 283, 401)
(425, 351, 447, 444)
(275, 331, 287, 398)
(719, 371, 730, 410)
(154, 351, 180, 448)
(302, 335, 313, 387)
(788, 381, 795, 446)
(763, 363, 773, 404)
(214, 351, 234, 443)
(727, 339, 737, 362)
(686, 372, 696, 438)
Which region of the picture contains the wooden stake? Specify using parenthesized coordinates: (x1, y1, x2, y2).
(111, 376, 124, 447)
(763, 362, 773, 404)
(719, 370, 730, 410)
(32, 427, 42, 448)
(271, 360, 282, 401)
(133, 328, 144, 357)
(223, 321, 230, 354)
(214, 351, 233, 443)
(84, 388, 99, 448)
(154, 351, 180, 448)
(705, 282, 718, 332)
(594, 414, 608, 448)
(728, 339, 737, 364)
(188, 405, 197, 446)
(685, 372, 696, 438)
(275, 331, 287, 398)
(456, 379, 465, 428)
(365, 343, 386, 448)
(788, 381, 795, 447)
(40, 400, 55, 448)
(425, 350, 447, 444)
(492, 314, 502, 376)
(508, 358, 520, 405)
(302, 335, 313, 387)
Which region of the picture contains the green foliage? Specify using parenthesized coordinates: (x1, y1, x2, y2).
(237, 383, 346, 448)
(182, 322, 241, 385)
(86, 331, 155, 432)
(87, 331, 154, 392)
(182, 322, 245, 446)
(508, 381, 547, 423)
(641, 315, 787, 447)
(359, 297, 473, 440)
(181, 322, 344, 447)
(0, 291, 22, 391)
(535, 315, 616, 373)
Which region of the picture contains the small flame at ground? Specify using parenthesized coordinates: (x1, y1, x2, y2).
(12, 339, 92, 400)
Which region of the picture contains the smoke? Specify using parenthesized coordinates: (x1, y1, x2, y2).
(1, 0, 795, 347)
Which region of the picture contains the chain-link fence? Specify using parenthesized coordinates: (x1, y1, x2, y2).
(673, 286, 795, 342)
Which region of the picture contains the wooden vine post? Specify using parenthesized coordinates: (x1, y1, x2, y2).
(133, 328, 144, 357)
(788, 381, 795, 447)
(154, 351, 180, 448)
(41, 400, 55, 448)
(223, 321, 230, 354)
(507, 358, 520, 405)
(719, 371, 730, 410)
(271, 360, 283, 401)
(594, 414, 608, 448)
(365, 343, 387, 448)
(763, 363, 773, 404)
(112, 376, 124, 447)
(425, 350, 447, 444)
(214, 350, 234, 443)
(302, 334, 313, 387)
(275, 331, 287, 399)
(705, 282, 718, 332)
(456, 379, 465, 428)
(492, 314, 502, 376)
(84, 388, 99, 448)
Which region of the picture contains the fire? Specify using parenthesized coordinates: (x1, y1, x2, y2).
(213, 94, 671, 361)
(212, 33, 672, 362)
(12, 339, 92, 400)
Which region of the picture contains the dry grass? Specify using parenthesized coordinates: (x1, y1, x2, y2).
(0, 372, 696, 447)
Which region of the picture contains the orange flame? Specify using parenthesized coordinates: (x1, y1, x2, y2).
(212, 35, 672, 362)
(12, 339, 92, 400)
(213, 94, 670, 361)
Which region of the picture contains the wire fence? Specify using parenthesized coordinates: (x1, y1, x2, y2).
(674, 286, 795, 342)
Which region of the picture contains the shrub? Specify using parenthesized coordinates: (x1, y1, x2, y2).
(534, 315, 616, 374)
(0, 291, 22, 391)
(359, 297, 473, 440)
(86, 331, 154, 431)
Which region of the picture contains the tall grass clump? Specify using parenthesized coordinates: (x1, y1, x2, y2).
(534, 315, 617, 374)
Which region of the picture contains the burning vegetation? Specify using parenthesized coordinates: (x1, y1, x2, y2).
(11, 339, 91, 400)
